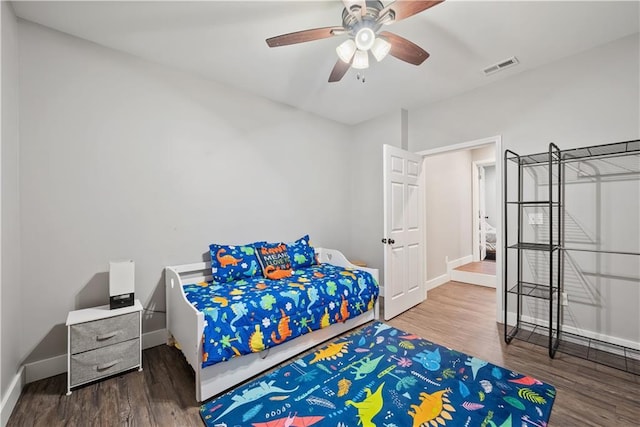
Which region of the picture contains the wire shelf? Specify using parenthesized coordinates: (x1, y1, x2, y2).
(508, 242, 561, 251)
(507, 281, 557, 300)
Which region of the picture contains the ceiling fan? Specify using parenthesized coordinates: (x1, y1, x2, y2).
(266, 0, 445, 82)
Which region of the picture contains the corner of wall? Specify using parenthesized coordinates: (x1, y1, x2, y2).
(1, 3, 23, 423)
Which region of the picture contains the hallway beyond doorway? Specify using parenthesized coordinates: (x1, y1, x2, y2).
(449, 260, 496, 287)
(454, 260, 496, 275)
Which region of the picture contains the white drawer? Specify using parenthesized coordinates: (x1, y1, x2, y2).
(70, 338, 140, 386)
(70, 311, 139, 354)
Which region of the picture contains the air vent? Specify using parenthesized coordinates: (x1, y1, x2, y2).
(483, 56, 519, 75)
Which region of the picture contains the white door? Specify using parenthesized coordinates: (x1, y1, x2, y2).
(383, 145, 425, 320)
(479, 165, 487, 260)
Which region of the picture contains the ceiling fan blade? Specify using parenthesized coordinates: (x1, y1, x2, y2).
(379, 31, 430, 65)
(342, 0, 367, 18)
(329, 58, 352, 83)
(379, 0, 445, 24)
(266, 26, 345, 47)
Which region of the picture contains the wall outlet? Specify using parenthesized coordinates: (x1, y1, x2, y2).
(561, 292, 569, 306)
(528, 212, 544, 225)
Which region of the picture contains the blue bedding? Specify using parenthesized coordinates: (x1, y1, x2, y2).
(183, 263, 379, 367)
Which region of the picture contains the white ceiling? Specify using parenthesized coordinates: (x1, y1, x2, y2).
(12, 1, 640, 125)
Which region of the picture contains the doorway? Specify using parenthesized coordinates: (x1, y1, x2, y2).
(417, 136, 503, 322)
(459, 159, 498, 285)
(472, 160, 497, 263)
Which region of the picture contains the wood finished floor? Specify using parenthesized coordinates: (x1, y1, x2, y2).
(8, 281, 639, 426)
(454, 260, 496, 275)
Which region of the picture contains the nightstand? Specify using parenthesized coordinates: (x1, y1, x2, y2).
(66, 300, 143, 395)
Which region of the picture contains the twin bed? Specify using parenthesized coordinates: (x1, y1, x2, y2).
(165, 247, 379, 402)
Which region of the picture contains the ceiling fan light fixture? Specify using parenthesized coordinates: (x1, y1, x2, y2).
(354, 27, 375, 51)
(371, 37, 391, 61)
(352, 49, 369, 69)
(336, 39, 357, 63)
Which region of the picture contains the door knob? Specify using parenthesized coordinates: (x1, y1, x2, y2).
(381, 238, 387, 244)
(388, 239, 395, 244)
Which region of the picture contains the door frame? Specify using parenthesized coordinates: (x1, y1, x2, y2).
(472, 159, 496, 262)
(416, 135, 503, 323)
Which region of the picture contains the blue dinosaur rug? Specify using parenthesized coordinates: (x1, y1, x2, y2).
(201, 322, 556, 427)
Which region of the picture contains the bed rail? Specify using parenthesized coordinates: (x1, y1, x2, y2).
(164, 266, 204, 373)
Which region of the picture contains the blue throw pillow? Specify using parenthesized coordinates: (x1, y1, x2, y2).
(209, 241, 265, 283)
(286, 235, 317, 269)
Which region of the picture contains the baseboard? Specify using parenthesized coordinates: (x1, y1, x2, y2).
(449, 270, 496, 288)
(426, 273, 449, 291)
(505, 313, 640, 358)
(1, 366, 24, 427)
(24, 353, 66, 384)
(142, 327, 168, 349)
(560, 324, 640, 355)
(24, 328, 167, 384)
(446, 255, 473, 272)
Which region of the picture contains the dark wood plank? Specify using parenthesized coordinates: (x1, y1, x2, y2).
(7, 282, 639, 426)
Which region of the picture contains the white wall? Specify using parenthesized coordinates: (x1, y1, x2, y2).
(424, 150, 473, 279)
(409, 34, 639, 153)
(560, 176, 640, 344)
(348, 110, 403, 279)
(408, 33, 640, 345)
(471, 145, 494, 162)
(1, 0, 22, 421)
(18, 21, 353, 363)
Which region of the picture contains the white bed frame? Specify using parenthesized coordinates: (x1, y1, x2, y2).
(165, 247, 379, 402)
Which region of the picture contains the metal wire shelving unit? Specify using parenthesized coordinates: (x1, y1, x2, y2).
(503, 139, 640, 373)
(504, 143, 563, 358)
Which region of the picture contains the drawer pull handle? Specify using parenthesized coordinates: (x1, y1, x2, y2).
(97, 331, 119, 341)
(97, 359, 122, 371)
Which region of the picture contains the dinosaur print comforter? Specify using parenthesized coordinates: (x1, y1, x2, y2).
(183, 263, 379, 367)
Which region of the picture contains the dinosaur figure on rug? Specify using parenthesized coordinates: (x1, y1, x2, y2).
(412, 347, 441, 371)
(345, 382, 385, 427)
(348, 355, 384, 381)
(465, 356, 488, 380)
(407, 388, 455, 427)
(213, 380, 299, 421)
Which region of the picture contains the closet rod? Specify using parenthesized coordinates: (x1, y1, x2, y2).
(563, 248, 640, 256)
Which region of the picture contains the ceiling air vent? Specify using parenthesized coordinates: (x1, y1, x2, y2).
(483, 56, 519, 76)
